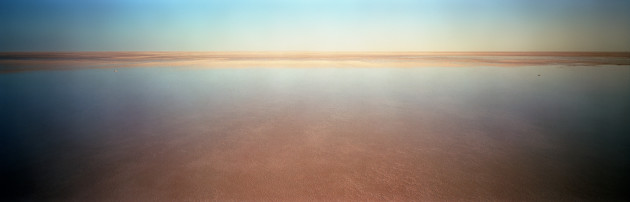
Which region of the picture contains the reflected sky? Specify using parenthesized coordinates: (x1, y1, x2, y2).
(1, 60, 629, 200)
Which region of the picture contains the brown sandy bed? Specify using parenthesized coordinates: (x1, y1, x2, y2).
(1, 54, 629, 201)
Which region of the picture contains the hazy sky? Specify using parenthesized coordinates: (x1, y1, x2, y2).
(1, 0, 629, 51)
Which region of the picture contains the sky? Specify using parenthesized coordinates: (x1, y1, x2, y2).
(1, 0, 629, 52)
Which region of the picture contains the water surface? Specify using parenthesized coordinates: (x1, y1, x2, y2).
(1, 53, 630, 200)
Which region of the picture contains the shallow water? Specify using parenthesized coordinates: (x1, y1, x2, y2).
(1, 56, 630, 200)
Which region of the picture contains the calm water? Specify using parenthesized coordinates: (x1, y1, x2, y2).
(1, 62, 630, 200)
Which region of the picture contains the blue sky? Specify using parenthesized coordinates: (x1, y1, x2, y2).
(1, 0, 629, 51)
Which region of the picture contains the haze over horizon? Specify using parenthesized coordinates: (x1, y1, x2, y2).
(1, 0, 630, 52)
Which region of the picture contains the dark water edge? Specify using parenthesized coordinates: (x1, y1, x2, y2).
(1, 64, 630, 200)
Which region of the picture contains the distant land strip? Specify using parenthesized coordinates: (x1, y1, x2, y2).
(1, 52, 629, 73)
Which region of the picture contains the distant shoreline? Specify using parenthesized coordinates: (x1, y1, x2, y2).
(1, 52, 629, 73)
(2, 51, 630, 58)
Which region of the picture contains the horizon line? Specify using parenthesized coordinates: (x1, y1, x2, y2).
(2, 51, 630, 53)
(2, 51, 630, 59)
(2, 51, 629, 74)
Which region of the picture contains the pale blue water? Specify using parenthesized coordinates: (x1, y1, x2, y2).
(1, 65, 630, 200)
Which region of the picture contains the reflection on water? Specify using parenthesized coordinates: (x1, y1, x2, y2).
(1, 60, 630, 200)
